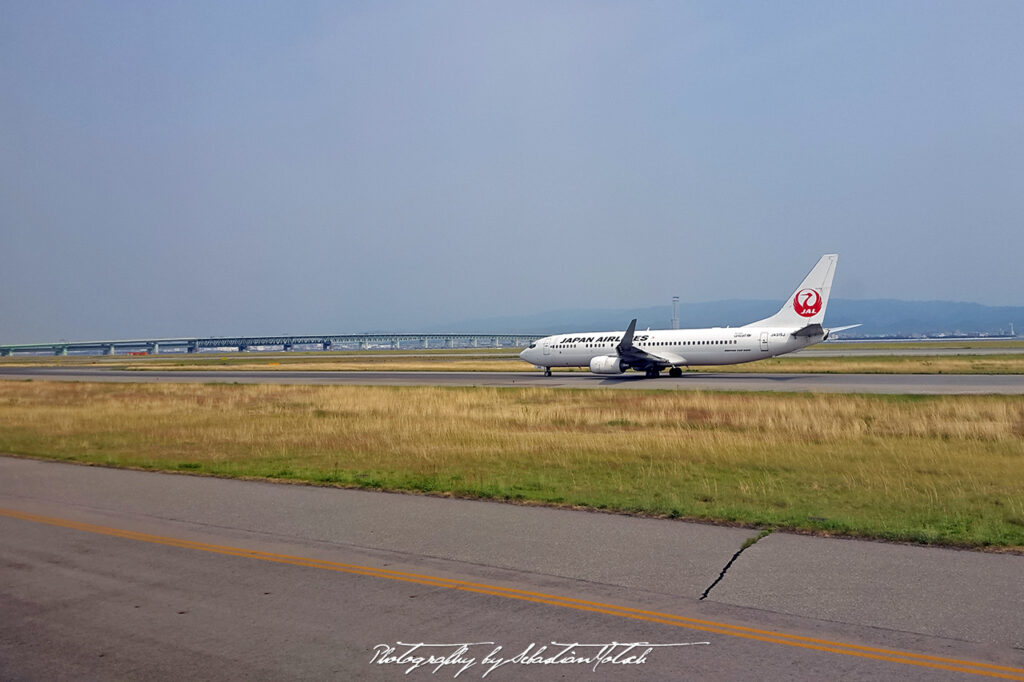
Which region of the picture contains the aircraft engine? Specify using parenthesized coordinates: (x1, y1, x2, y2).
(589, 355, 627, 375)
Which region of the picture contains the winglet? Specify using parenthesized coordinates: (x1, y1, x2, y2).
(616, 319, 637, 354)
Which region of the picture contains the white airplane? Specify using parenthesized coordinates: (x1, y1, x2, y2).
(519, 254, 859, 378)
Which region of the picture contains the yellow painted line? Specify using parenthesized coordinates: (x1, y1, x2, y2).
(2, 506, 1022, 680)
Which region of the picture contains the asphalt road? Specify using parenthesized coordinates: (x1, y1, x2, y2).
(794, 346, 1024, 357)
(2, 366, 1024, 394)
(1, 457, 1022, 680)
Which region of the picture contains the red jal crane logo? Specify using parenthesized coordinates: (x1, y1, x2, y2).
(793, 289, 822, 317)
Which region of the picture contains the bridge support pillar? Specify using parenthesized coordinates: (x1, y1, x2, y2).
(322, 341, 331, 351)
(55, 346, 68, 356)
(150, 343, 160, 355)
(103, 345, 115, 356)
(447, 338, 454, 349)
(393, 339, 400, 350)
(283, 343, 293, 352)
(423, 338, 429, 349)
(187, 342, 198, 354)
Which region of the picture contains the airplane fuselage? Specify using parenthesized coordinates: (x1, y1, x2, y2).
(521, 325, 821, 370)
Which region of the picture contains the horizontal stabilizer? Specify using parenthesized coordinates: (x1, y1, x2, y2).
(793, 323, 861, 339)
(792, 324, 824, 338)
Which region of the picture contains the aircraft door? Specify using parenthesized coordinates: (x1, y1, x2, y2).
(543, 342, 550, 356)
(760, 332, 769, 352)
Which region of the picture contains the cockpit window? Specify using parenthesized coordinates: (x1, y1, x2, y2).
(528, 343, 536, 349)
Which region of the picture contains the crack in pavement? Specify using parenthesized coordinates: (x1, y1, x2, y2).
(700, 529, 772, 601)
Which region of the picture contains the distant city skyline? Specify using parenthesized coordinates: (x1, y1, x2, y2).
(3, 2, 1022, 344)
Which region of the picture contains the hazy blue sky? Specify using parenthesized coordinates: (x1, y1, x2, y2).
(2, 1, 1022, 342)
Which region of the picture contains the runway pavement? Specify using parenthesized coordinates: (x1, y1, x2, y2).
(1, 457, 1022, 680)
(2, 366, 1024, 394)
(794, 346, 1024, 357)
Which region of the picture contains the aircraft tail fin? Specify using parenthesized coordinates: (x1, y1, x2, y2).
(746, 254, 838, 328)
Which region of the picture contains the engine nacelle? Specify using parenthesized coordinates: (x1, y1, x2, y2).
(589, 355, 627, 375)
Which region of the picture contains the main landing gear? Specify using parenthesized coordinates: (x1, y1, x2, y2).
(543, 367, 552, 377)
(643, 367, 684, 379)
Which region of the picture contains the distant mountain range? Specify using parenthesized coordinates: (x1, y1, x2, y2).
(437, 300, 1023, 339)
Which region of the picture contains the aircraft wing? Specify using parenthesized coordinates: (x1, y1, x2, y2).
(615, 319, 686, 369)
(646, 350, 686, 365)
(618, 344, 683, 369)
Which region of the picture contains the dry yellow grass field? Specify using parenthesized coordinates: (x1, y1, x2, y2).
(1, 381, 1021, 548)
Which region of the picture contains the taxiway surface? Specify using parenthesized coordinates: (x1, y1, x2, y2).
(1, 457, 1021, 680)
(2, 366, 1024, 394)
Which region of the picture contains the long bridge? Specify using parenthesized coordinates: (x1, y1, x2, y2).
(0, 333, 543, 357)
